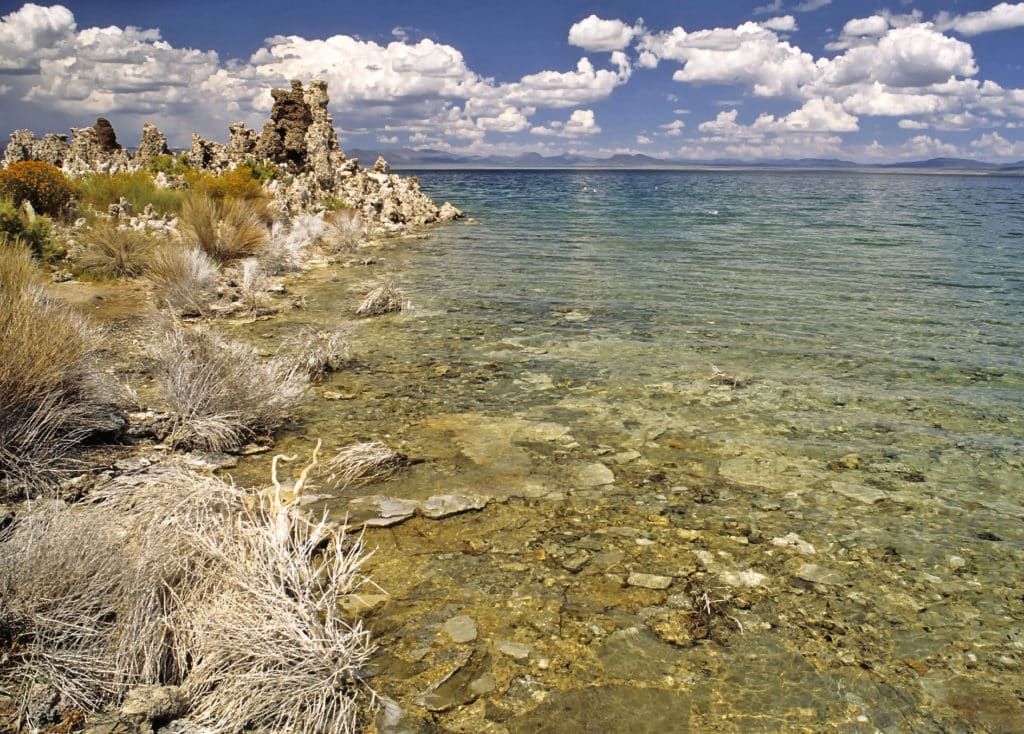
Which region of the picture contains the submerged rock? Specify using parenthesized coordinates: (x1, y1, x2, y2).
(626, 572, 673, 590)
(579, 462, 615, 487)
(443, 615, 479, 643)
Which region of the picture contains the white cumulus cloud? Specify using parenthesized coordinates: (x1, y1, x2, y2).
(531, 109, 601, 137)
(935, 3, 1024, 36)
(568, 15, 638, 52)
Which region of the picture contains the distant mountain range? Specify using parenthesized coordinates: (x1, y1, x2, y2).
(348, 148, 1024, 173)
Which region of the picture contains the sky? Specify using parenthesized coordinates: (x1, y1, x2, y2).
(2, 1, 1024, 162)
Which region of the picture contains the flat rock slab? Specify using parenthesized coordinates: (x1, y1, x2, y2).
(507, 686, 692, 733)
(832, 481, 889, 504)
(495, 641, 533, 660)
(443, 615, 479, 643)
(183, 451, 237, 471)
(420, 494, 489, 519)
(627, 572, 674, 590)
(796, 563, 846, 587)
(348, 496, 419, 527)
(717, 569, 769, 588)
(579, 462, 615, 487)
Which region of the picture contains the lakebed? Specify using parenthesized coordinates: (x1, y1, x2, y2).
(40, 169, 1024, 732)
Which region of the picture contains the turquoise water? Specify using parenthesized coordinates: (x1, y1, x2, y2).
(408, 170, 1024, 504)
(250, 170, 1024, 730)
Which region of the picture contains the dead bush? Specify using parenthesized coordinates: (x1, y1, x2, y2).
(0, 243, 118, 497)
(75, 219, 161, 279)
(146, 245, 219, 316)
(0, 454, 376, 733)
(325, 441, 407, 489)
(356, 281, 407, 317)
(149, 321, 308, 451)
(286, 326, 352, 379)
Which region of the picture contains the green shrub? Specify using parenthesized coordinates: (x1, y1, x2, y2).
(0, 198, 59, 261)
(76, 171, 187, 217)
(243, 157, 284, 184)
(144, 153, 190, 176)
(321, 197, 354, 212)
(0, 161, 75, 218)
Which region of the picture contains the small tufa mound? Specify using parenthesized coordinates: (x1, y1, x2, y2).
(356, 281, 407, 317)
(148, 321, 308, 451)
(324, 441, 408, 489)
(286, 326, 353, 380)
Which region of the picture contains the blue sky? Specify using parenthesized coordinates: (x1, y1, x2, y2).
(2, 1, 1024, 162)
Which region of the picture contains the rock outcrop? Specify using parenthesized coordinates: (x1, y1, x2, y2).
(135, 123, 169, 165)
(2, 80, 463, 228)
(3, 130, 70, 167)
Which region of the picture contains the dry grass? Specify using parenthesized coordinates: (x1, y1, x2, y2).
(356, 282, 407, 317)
(321, 209, 365, 258)
(286, 327, 352, 380)
(233, 258, 270, 314)
(0, 453, 376, 733)
(146, 245, 219, 316)
(324, 441, 407, 489)
(75, 219, 161, 279)
(262, 213, 325, 274)
(0, 243, 116, 497)
(149, 321, 308, 451)
(180, 194, 268, 263)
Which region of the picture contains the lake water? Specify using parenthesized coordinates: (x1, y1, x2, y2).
(246, 170, 1024, 731)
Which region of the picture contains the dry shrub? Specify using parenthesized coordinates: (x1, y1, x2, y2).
(150, 321, 308, 451)
(356, 281, 407, 317)
(75, 219, 160, 279)
(146, 245, 219, 316)
(0, 456, 376, 733)
(0, 243, 116, 497)
(180, 194, 268, 262)
(322, 208, 365, 258)
(229, 258, 271, 314)
(262, 213, 325, 274)
(286, 326, 352, 379)
(324, 441, 407, 489)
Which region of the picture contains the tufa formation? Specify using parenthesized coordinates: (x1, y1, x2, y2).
(3, 80, 462, 227)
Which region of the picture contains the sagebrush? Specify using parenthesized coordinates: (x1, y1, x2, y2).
(149, 321, 308, 451)
(0, 457, 376, 733)
(0, 243, 117, 497)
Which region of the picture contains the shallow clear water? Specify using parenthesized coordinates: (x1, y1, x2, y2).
(405, 170, 1024, 510)
(246, 170, 1024, 731)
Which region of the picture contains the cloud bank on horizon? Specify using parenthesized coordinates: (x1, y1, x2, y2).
(1, 1, 1024, 162)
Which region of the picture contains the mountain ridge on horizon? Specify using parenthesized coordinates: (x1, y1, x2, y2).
(349, 147, 1024, 173)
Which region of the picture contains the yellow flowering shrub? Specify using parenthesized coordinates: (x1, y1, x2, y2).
(186, 166, 265, 200)
(0, 161, 75, 217)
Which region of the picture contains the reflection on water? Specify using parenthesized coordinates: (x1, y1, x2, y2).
(240, 171, 1024, 731)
